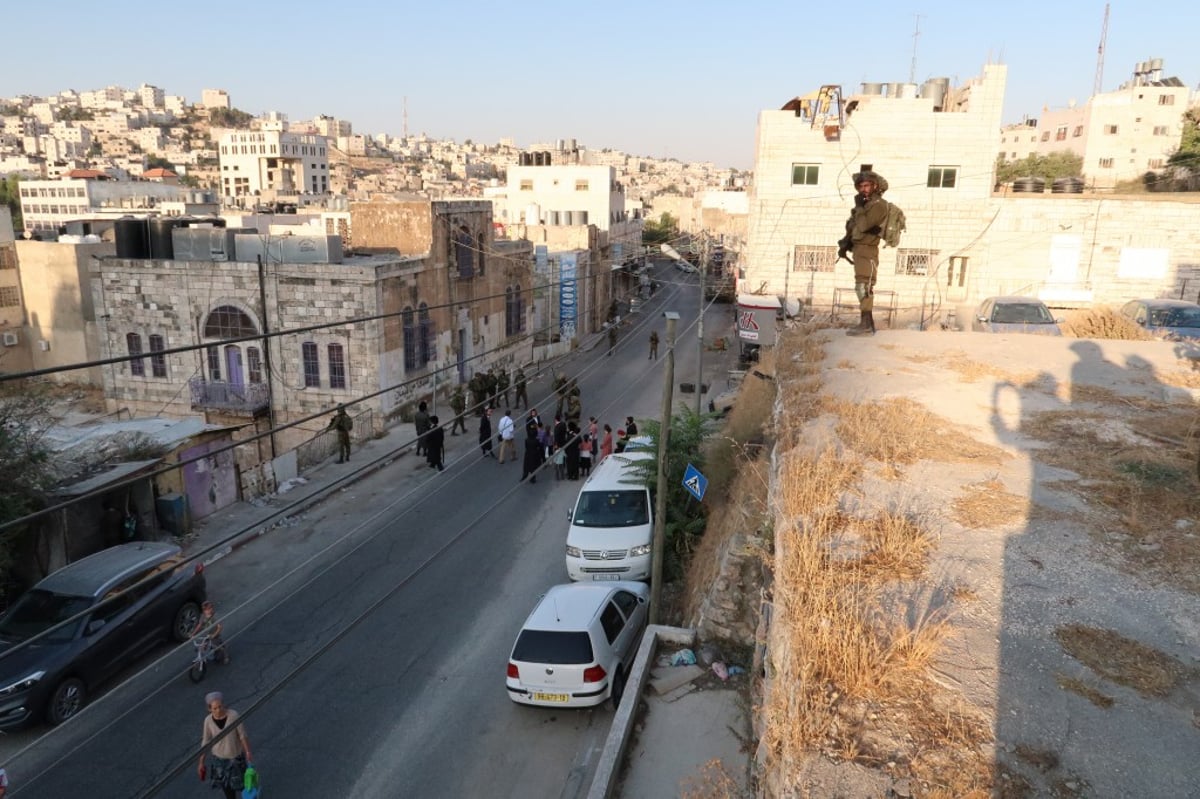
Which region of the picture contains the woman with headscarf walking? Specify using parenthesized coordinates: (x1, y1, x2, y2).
(198, 691, 252, 799)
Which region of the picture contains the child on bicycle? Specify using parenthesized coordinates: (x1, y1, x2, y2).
(191, 600, 230, 665)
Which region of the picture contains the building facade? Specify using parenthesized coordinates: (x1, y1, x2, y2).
(217, 127, 330, 204)
(17, 175, 193, 235)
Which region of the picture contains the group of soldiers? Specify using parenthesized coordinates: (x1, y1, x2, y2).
(552, 372, 583, 425)
(447, 366, 531, 434)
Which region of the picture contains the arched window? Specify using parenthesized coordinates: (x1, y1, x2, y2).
(247, 346, 263, 384)
(203, 305, 258, 339)
(402, 306, 416, 371)
(418, 303, 432, 367)
(126, 333, 145, 377)
(301, 341, 320, 387)
(148, 334, 167, 378)
(206, 345, 221, 380)
(454, 226, 474, 278)
(328, 343, 346, 389)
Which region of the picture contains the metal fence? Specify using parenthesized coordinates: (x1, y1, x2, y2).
(295, 408, 375, 471)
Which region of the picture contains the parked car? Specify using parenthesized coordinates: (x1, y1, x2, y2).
(506, 581, 649, 709)
(0, 542, 206, 729)
(972, 296, 1062, 336)
(565, 452, 655, 582)
(1119, 299, 1200, 340)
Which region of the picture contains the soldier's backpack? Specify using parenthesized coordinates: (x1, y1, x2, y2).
(881, 201, 907, 248)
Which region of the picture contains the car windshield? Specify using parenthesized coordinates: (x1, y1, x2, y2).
(572, 490, 649, 527)
(513, 630, 594, 665)
(991, 303, 1053, 324)
(1152, 307, 1200, 328)
(0, 589, 89, 642)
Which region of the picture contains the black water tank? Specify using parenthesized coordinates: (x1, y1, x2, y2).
(543, 150, 552, 165)
(114, 217, 149, 258)
(147, 217, 182, 259)
(533, 151, 544, 166)
(1011, 176, 1045, 193)
(1051, 176, 1085, 194)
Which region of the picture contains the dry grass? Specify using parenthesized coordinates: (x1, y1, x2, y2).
(1159, 369, 1200, 389)
(1054, 624, 1192, 697)
(680, 758, 750, 799)
(823, 397, 1009, 475)
(1060, 307, 1155, 340)
(1054, 673, 1115, 708)
(952, 478, 1028, 529)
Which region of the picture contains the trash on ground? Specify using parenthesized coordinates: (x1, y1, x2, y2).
(670, 648, 697, 666)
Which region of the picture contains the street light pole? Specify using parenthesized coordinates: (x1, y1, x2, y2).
(695, 236, 706, 415)
(650, 311, 679, 625)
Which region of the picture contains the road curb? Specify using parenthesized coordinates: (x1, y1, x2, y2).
(587, 624, 696, 799)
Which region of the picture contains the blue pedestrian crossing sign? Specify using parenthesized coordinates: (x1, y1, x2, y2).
(682, 463, 708, 502)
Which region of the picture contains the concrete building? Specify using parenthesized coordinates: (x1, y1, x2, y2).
(0, 207, 31, 372)
(16, 174, 195, 236)
(217, 128, 330, 204)
(138, 84, 164, 110)
(202, 89, 231, 110)
(998, 59, 1191, 189)
(743, 62, 1200, 326)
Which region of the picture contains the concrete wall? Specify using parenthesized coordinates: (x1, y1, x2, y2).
(16, 239, 111, 382)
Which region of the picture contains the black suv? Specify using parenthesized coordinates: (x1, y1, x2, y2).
(0, 541, 206, 728)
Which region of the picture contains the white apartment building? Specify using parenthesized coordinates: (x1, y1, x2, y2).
(998, 59, 1191, 189)
(17, 175, 192, 235)
(217, 129, 330, 203)
(138, 84, 164, 109)
(202, 89, 230, 110)
(314, 115, 352, 138)
(80, 87, 125, 111)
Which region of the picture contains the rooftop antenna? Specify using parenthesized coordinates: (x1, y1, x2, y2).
(908, 14, 924, 84)
(1093, 3, 1109, 97)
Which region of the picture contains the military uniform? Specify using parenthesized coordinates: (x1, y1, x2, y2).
(497, 370, 511, 408)
(513, 368, 528, 409)
(449, 386, 467, 435)
(553, 373, 569, 418)
(566, 392, 582, 426)
(839, 171, 890, 337)
(484, 369, 499, 409)
(327, 406, 353, 463)
(469, 373, 486, 415)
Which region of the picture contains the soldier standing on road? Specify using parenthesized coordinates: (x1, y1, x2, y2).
(484, 368, 499, 409)
(327, 404, 353, 463)
(469, 372, 486, 415)
(497, 368, 511, 408)
(648, 330, 659, 359)
(554, 373, 569, 418)
(413, 400, 431, 457)
(838, 170, 889, 337)
(449, 385, 467, 435)
(513, 367, 528, 409)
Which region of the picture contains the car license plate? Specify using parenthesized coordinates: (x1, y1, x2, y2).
(593, 574, 620, 581)
(532, 692, 569, 703)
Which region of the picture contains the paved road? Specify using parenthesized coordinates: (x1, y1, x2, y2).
(3, 264, 725, 798)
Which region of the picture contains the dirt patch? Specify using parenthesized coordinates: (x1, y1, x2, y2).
(1060, 307, 1154, 340)
(951, 478, 1028, 529)
(1054, 674, 1114, 709)
(1054, 624, 1193, 698)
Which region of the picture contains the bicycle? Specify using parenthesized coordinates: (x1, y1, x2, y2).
(189, 634, 225, 683)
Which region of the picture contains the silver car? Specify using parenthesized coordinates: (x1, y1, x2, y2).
(972, 296, 1062, 336)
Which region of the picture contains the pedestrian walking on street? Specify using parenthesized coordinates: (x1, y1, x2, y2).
(425, 415, 445, 471)
(513, 367, 528, 409)
(522, 423, 543, 483)
(625, 417, 639, 437)
(497, 409, 516, 463)
(588, 416, 599, 460)
(449, 386, 467, 436)
(648, 330, 659, 359)
(414, 400, 431, 457)
(198, 692, 253, 799)
(600, 424, 614, 460)
(579, 432, 593, 477)
(327, 404, 353, 463)
(565, 421, 581, 480)
(528, 407, 542, 430)
(607, 324, 618, 356)
(479, 408, 495, 458)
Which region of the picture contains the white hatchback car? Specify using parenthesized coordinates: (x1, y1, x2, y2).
(506, 581, 649, 709)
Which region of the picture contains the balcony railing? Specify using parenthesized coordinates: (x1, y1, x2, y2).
(188, 378, 270, 415)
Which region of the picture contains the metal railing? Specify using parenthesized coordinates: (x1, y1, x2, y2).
(188, 378, 270, 414)
(295, 408, 375, 471)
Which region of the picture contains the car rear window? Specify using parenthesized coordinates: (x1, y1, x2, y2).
(512, 630, 594, 664)
(992, 303, 1053, 324)
(0, 589, 90, 642)
(572, 490, 649, 527)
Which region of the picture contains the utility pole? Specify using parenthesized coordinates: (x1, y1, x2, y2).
(650, 312, 679, 625)
(908, 14, 924, 84)
(1093, 3, 1110, 97)
(695, 237, 706, 415)
(256, 254, 277, 459)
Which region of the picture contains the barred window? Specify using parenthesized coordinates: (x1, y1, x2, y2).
(206, 345, 221, 380)
(402, 307, 416, 371)
(302, 341, 320, 387)
(792, 245, 837, 273)
(896, 249, 938, 276)
(790, 163, 819, 186)
(247, 346, 263, 384)
(417, 303, 433, 367)
(148, 334, 167, 378)
(0, 245, 16, 269)
(328, 343, 346, 389)
(127, 333, 145, 377)
(0, 286, 20, 306)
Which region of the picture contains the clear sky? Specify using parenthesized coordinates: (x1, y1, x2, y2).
(4, 1, 1196, 170)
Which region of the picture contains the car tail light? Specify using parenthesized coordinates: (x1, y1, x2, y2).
(583, 665, 607, 683)
(507, 663, 520, 679)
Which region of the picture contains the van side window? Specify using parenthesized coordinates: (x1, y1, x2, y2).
(612, 590, 640, 618)
(600, 602, 626, 645)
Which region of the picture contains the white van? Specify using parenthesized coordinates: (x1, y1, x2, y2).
(565, 452, 654, 581)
